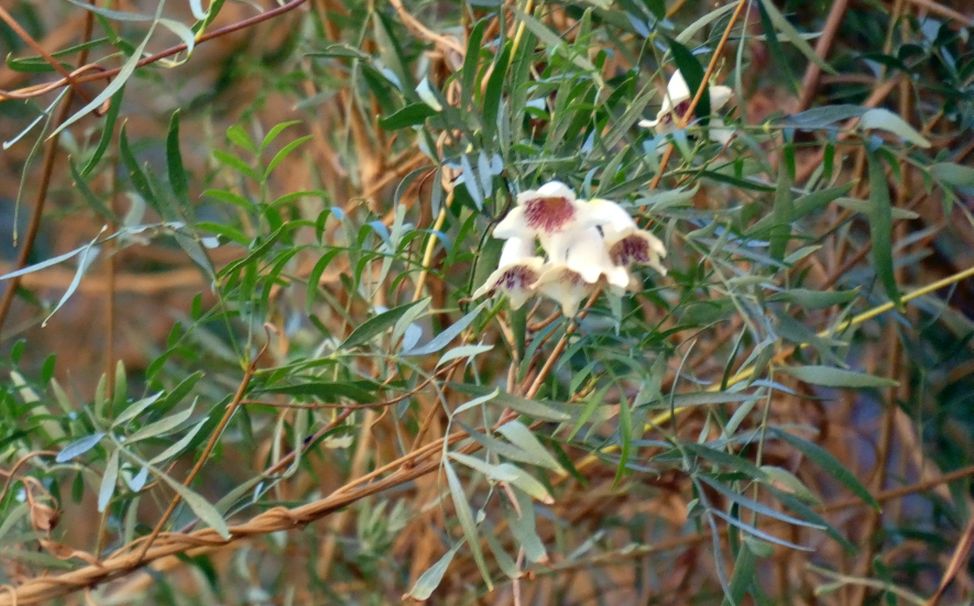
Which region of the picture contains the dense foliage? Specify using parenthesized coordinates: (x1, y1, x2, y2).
(1, 0, 973, 603)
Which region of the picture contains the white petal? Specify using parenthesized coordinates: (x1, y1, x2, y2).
(493, 206, 530, 239)
(472, 256, 545, 309)
(564, 227, 622, 285)
(606, 226, 668, 276)
(498, 236, 536, 266)
(532, 265, 593, 316)
(709, 85, 733, 112)
(583, 198, 638, 234)
(663, 70, 691, 113)
(708, 117, 734, 145)
(515, 180, 576, 206)
(539, 231, 571, 264)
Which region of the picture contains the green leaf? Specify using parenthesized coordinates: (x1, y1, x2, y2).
(667, 37, 709, 121)
(80, 87, 124, 177)
(698, 475, 824, 530)
(127, 404, 197, 443)
(378, 103, 438, 130)
(97, 448, 120, 512)
(443, 460, 493, 590)
(496, 421, 562, 472)
(259, 120, 302, 153)
(43, 234, 102, 327)
(342, 299, 427, 350)
(782, 105, 864, 129)
(508, 490, 548, 564)
(56, 432, 105, 463)
(263, 135, 312, 181)
(113, 391, 164, 427)
(5, 37, 108, 73)
(759, 465, 819, 504)
(749, 183, 852, 235)
(449, 451, 518, 482)
(70, 160, 113, 221)
(158, 473, 231, 539)
(779, 365, 897, 388)
(769, 157, 794, 261)
(866, 150, 901, 306)
(150, 418, 208, 465)
(721, 537, 758, 606)
(772, 428, 880, 510)
(461, 19, 487, 108)
(930, 162, 974, 188)
(258, 382, 374, 403)
(403, 301, 486, 356)
(166, 110, 188, 202)
(437, 344, 493, 367)
(53, 2, 165, 137)
(710, 507, 812, 551)
(860, 108, 930, 148)
(482, 41, 511, 140)
(770, 288, 860, 310)
(119, 125, 157, 205)
(491, 391, 572, 422)
(405, 542, 463, 600)
(459, 423, 555, 470)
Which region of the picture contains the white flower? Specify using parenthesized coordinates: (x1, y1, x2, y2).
(531, 265, 593, 317)
(493, 181, 598, 242)
(586, 199, 667, 276)
(543, 227, 630, 288)
(638, 70, 734, 143)
(472, 237, 545, 309)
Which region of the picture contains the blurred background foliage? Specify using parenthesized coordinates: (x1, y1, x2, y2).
(0, 0, 973, 604)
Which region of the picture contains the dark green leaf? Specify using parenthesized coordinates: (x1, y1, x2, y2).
(378, 103, 437, 130)
(772, 429, 880, 510)
(866, 149, 900, 306)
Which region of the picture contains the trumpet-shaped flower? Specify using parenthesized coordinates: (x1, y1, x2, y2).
(587, 199, 667, 276)
(638, 70, 734, 144)
(493, 181, 598, 242)
(531, 265, 593, 317)
(472, 237, 545, 309)
(543, 227, 630, 288)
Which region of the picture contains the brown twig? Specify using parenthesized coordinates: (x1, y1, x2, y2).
(134, 340, 268, 561)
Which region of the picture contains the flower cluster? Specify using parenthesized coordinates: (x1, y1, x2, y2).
(473, 181, 666, 316)
(638, 70, 735, 145)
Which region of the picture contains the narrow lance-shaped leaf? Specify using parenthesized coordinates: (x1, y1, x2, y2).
(866, 149, 901, 306)
(769, 152, 794, 261)
(43, 232, 104, 327)
(443, 460, 493, 590)
(772, 428, 880, 510)
(52, 2, 164, 137)
(405, 541, 464, 600)
(56, 432, 106, 463)
(667, 37, 710, 122)
(403, 301, 486, 356)
(779, 365, 897, 388)
(157, 472, 231, 539)
(167, 110, 189, 203)
(97, 448, 120, 512)
(341, 299, 426, 350)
